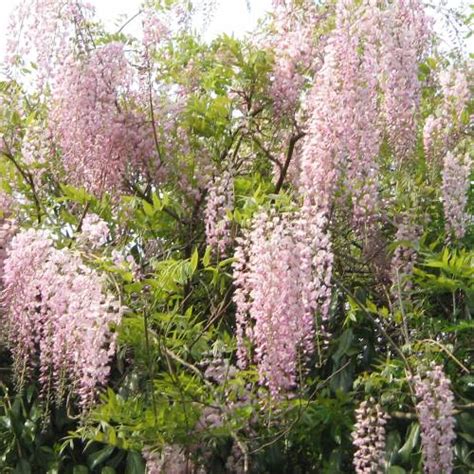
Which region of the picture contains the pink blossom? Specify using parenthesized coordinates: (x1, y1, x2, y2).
(352, 399, 389, 474)
(142, 9, 170, 52)
(442, 151, 471, 239)
(439, 68, 470, 119)
(232, 211, 315, 395)
(390, 215, 422, 293)
(379, 0, 431, 159)
(0, 191, 13, 216)
(21, 125, 52, 167)
(79, 214, 110, 248)
(111, 249, 140, 277)
(299, 0, 383, 327)
(0, 218, 15, 279)
(412, 365, 456, 474)
(50, 43, 163, 195)
(143, 445, 193, 474)
(424, 68, 470, 161)
(268, 1, 318, 116)
(204, 169, 234, 256)
(423, 115, 445, 161)
(5, 0, 95, 86)
(2, 229, 122, 409)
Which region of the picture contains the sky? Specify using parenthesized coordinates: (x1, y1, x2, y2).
(0, 0, 471, 59)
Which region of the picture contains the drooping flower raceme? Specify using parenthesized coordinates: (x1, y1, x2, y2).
(439, 67, 471, 121)
(79, 213, 110, 248)
(142, 8, 170, 53)
(232, 211, 314, 395)
(299, 0, 382, 326)
(0, 191, 14, 275)
(423, 68, 470, 161)
(0, 218, 14, 280)
(5, 0, 95, 86)
(50, 43, 162, 195)
(441, 151, 472, 240)
(298, 3, 350, 330)
(21, 124, 54, 184)
(204, 169, 234, 256)
(268, 0, 318, 116)
(2, 229, 122, 409)
(352, 399, 389, 474)
(379, 0, 430, 159)
(142, 450, 161, 474)
(390, 215, 422, 293)
(143, 445, 193, 474)
(412, 365, 456, 474)
(344, 1, 383, 234)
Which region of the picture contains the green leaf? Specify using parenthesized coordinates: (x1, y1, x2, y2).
(142, 201, 155, 217)
(332, 329, 354, 363)
(72, 467, 89, 474)
(202, 245, 212, 267)
(398, 423, 419, 463)
(442, 320, 474, 333)
(87, 445, 115, 470)
(388, 467, 406, 474)
(125, 451, 145, 474)
(101, 468, 116, 474)
(152, 193, 163, 210)
(59, 184, 94, 204)
(190, 247, 199, 273)
(14, 460, 32, 474)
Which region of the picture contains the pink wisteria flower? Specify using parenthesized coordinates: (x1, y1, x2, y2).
(232, 211, 315, 395)
(412, 365, 456, 474)
(352, 399, 389, 474)
(2, 229, 122, 409)
(204, 169, 234, 256)
(423, 67, 470, 162)
(442, 151, 471, 240)
(268, 0, 318, 116)
(79, 213, 110, 248)
(50, 43, 162, 195)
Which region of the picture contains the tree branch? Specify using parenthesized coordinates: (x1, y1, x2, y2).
(274, 132, 305, 194)
(1, 139, 42, 223)
(251, 135, 282, 170)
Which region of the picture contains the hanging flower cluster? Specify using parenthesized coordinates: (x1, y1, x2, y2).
(412, 365, 456, 474)
(5, 0, 95, 85)
(21, 124, 54, 185)
(299, 0, 382, 327)
(142, 8, 170, 53)
(143, 445, 194, 474)
(231, 0, 432, 395)
(232, 211, 315, 395)
(268, 0, 318, 116)
(351, 399, 389, 474)
(204, 169, 234, 256)
(295, 0, 430, 316)
(441, 151, 472, 240)
(379, 0, 430, 159)
(50, 42, 162, 195)
(0, 218, 15, 279)
(79, 213, 110, 248)
(424, 69, 472, 239)
(2, 229, 122, 409)
(423, 68, 470, 161)
(390, 214, 423, 293)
